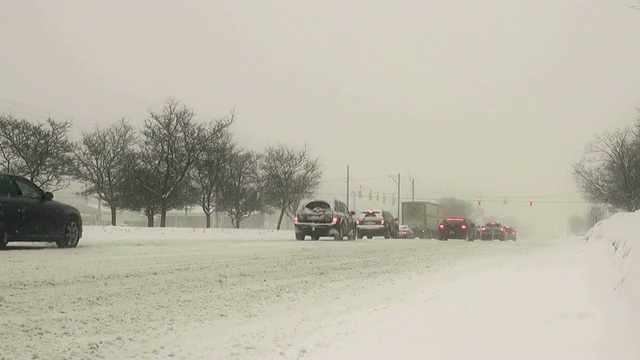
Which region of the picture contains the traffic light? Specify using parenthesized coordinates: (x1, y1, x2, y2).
(368, 190, 372, 200)
(529, 197, 534, 206)
(478, 197, 482, 206)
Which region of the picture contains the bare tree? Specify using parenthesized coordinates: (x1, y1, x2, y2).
(573, 128, 640, 212)
(220, 149, 263, 228)
(0, 114, 75, 190)
(190, 113, 235, 228)
(73, 119, 136, 225)
(119, 152, 197, 227)
(136, 99, 224, 227)
(625, 0, 640, 10)
(261, 143, 322, 230)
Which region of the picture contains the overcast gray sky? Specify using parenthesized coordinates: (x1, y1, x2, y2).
(2, 0, 639, 234)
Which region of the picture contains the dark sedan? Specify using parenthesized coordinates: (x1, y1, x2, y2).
(0, 174, 83, 249)
(438, 217, 477, 241)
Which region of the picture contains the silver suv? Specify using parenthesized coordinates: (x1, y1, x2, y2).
(355, 209, 399, 239)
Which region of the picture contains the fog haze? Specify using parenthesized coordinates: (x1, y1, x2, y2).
(2, 0, 640, 235)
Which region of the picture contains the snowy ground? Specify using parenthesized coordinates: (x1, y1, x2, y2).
(1, 217, 638, 360)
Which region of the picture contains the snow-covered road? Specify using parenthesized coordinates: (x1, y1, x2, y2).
(0, 227, 552, 360)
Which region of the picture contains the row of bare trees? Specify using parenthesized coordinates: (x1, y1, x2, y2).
(0, 99, 322, 229)
(573, 108, 640, 212)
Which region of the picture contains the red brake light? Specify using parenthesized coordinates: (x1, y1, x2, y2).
(491, 222, 496, 225)
(439, 224, 445, 229)
(512, 231, 516, 235)
(421, 229, 426, 233)
(461, 225, 467, 231)
(332, 215, 339, 223)
(482, 227, 486, 232)
(500, 228, 505, 232)
(356, 219, 360, 225)
(294, 216, 299, 223)
(380, 219, 386, 225)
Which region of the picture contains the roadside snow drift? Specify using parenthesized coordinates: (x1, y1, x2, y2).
(83, 225, 294, 242)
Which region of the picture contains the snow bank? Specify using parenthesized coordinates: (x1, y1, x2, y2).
(82, 225, 294, 242)
(584, 210, 640, 295)
(582, 210, 640, 356)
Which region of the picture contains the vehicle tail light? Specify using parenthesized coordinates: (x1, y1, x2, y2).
(332, 215, 339, 223)
(439, 224, 445, 230)
(356, 219, 360, 225)
(421, 229, 426, 233)
(482, 227, 486, 232)
(500, 228, 505, 232)
(512, 231, 516, 235)
(294, 216, 299, 223)
(401, 231, 407, 234)
(461, 225, 467, 231)
(380, 219, 386, 225)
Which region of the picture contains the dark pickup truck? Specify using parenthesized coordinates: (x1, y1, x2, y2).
(293, 198, 356, 240)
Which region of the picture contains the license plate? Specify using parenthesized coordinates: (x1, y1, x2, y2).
(366, 221, 376, 225)
(449, 230, 455, 234)
(309, 215, 322, 220)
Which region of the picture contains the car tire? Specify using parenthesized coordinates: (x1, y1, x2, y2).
(295, 233, 305, 241)
(334, 225, 343, 240)
(0, 223, 8, 250)
(384, 227, 391, 239)
(56, 219, 80, 249)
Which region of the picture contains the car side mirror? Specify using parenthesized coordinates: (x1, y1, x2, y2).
(43, 192, 54, 201)
(394, 218, 398, 221)
(349, 211, 356, 216)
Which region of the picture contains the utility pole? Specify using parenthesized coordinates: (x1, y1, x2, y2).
(346, 165, 350, 209)
(408, 174, 415, 201)
(397, 173, 401, 223)
(390, 174, 401, 222)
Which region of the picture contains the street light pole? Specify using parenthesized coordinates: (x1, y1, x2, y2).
(346, 165, 350, 209)
(389, 174, 401, 222)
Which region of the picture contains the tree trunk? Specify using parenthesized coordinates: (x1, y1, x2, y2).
(160, 206, 167, 227)
(235, 217, 241, 229)
(110, 205, 117, 226)
(205, 212, 211, 228)
(276, 207, 286, 230)
(146, 214, 154, 227)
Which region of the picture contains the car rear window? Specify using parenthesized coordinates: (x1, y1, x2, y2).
(304, 201, 331, 211)
(361, 211, 381, 218)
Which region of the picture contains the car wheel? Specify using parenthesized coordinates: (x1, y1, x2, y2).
(56, 219, 80, 249)
(466, 232, 472, 241)
(0, 224, 8, 250)
(295, 233, 305, 241)
(384, 226, 391, 239)
(334, 224, 343, 240)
